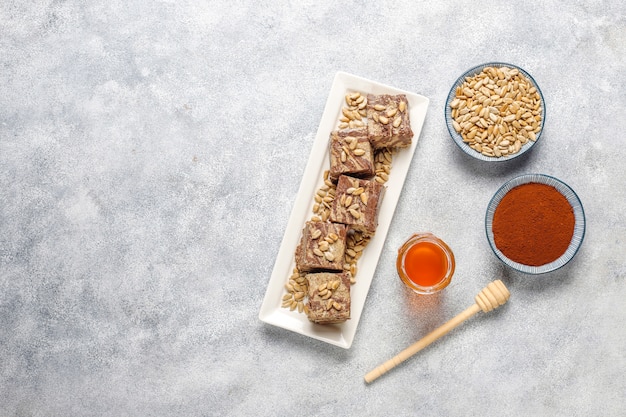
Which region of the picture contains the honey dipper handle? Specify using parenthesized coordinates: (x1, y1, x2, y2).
(364, 303, 481, 384)
(364, 280, 510, 384)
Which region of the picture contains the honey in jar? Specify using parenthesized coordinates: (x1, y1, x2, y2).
(396, 233, 455, 294)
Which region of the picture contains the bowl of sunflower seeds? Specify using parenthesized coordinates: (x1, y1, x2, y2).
(445, 62, 545, 161)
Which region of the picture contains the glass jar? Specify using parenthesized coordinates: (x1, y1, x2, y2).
(396, 233, 455, 294)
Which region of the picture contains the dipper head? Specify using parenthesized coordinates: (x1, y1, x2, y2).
(475, 280, 510, 312)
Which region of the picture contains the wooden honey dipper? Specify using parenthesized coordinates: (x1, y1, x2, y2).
(364, 279, 510, 384)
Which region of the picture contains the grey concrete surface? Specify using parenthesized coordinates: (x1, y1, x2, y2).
(1, 1, 625, 416)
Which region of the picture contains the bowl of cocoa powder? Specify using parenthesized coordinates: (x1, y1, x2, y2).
(485, 174, 585, 274)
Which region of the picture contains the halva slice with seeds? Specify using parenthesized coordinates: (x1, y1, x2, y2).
(328, 128, 375, 181)
(305, 272, 351, 324)
(329, 175, 385, 234)
(367, 94, 413, 149)
(295, 221, 347, 272)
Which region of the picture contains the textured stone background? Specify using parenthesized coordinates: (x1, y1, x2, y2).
(1, 1, 625, 416)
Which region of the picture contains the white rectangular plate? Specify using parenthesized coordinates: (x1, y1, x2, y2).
(259, 72, 429, 348)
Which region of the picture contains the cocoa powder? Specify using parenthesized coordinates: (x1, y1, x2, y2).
(493, 183, 575, 266)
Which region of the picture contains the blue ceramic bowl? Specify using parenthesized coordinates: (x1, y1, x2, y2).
(445, 62, 546, 162)
(485, 174, 585, 274)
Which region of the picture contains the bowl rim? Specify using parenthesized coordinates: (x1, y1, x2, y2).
(485, 173, 586, 274)
(445, 62, 546, 162)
